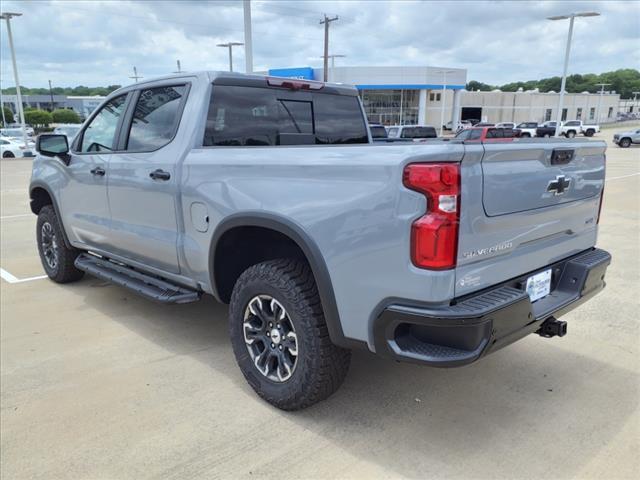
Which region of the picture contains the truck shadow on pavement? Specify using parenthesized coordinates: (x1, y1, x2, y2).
(71, 278, 638, 479)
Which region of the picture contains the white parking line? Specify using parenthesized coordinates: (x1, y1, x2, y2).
(0, 268, 47, 284)
(0, 214, 32, 220)
(606, 172, 640, 182)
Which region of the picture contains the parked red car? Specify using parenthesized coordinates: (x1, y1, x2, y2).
(455, 126, 521, 142)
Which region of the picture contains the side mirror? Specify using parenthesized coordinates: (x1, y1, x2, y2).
(36, 134, 70, 164)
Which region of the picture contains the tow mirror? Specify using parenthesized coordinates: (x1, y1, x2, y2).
(36, 134, 70, 164)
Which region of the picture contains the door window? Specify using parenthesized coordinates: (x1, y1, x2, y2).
(80, 95, 127, 152)
(126, 85, 187, 151)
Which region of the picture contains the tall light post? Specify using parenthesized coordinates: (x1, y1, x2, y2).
(595, 83, 611, 123)
(243, 0, 253, 74)
(1, 11, 29, 150)
(547, 11, 600, 137)
(217, 42, 244, 72)
(318, 54, 346, 82)
(435, 69, 455, 136)
(633, 91, 640, 115)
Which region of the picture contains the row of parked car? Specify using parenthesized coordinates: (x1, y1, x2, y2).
(368, 119, 603, 144)
(0, 123, 82, 158)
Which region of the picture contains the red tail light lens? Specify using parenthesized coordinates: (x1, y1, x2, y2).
(403, 163, 461, 269)
(267, 77, 324, 90)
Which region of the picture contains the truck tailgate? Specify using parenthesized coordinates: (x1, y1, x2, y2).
(455, 140, 606, 297)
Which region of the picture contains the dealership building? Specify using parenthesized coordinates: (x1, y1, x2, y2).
(268, 65, 623, 127)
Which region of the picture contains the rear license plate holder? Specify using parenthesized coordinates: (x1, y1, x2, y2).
(526, 269, 552, 302)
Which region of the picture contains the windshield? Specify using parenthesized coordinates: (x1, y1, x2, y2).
(1, 128, 23, 137)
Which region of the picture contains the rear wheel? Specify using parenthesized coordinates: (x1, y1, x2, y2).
(36, 205, 84, 283)
(2, 151, 15, 158)
(229, 259, 351, 410)
(619, 138, 631, 148)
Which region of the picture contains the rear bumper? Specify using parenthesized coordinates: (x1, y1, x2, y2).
(373, 248, 611, 367)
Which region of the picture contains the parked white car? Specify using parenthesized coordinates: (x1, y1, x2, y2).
(515, 122, 539, 138)
(387, 125, 438, 140)
(0, 137, 27, 158)
(53, 124, 83, 143)
(561, 120, 600, 138)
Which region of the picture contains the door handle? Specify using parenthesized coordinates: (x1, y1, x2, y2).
(149, 169, 171, 181)
(90, 167, 106, 176)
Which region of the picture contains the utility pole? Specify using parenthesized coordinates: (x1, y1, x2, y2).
(320, 15, 339, 82)
(243, 0, 253, 74)
(173, 60, 182, 73)
(0, 11, 29, 150)
(48, 79, 54, 111)
(217, 42, 244, 72)
(129, 66, 143, 83)
(595, 83, 611, 123)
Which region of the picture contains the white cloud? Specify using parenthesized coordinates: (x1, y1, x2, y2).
(0, 0, 637, 88)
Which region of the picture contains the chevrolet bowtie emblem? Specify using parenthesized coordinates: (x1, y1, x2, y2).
(547, 175, 571, 195)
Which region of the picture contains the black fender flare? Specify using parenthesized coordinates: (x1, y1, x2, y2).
(29, 181, 73, 249)
(209, 212, 365, 350)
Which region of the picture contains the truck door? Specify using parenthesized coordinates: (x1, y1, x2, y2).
(106, 83, 189, 274)
(58, 94, 129, 251)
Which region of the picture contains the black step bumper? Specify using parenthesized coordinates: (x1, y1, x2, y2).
(373, 248, 611, 367)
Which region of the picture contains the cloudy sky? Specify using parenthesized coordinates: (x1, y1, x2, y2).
(1, 0, 638, 88)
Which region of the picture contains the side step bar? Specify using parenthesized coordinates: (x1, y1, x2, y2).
(74, 254, 201, 304)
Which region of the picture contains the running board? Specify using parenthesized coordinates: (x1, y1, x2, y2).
(74, 254, 201, 304)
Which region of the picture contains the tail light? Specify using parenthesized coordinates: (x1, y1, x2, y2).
(403, 163, 460, 269)
(597, 154, 606, 224)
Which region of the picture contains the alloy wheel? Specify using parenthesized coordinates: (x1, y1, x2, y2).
(243, 295, 298, 382)
(41, 222, 58, 270)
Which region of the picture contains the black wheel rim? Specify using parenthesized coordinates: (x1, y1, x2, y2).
(243, 295, 298, 382)
(41, 222, 58, 270)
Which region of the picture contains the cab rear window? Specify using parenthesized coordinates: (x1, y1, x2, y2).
(203, 85, 368, 146)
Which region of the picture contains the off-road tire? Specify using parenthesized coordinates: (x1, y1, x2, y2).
(619, 138, 631, 148)
(229, 259, 351, 410)
(36, 205, 84, 283)
(2, 151, 15, 158)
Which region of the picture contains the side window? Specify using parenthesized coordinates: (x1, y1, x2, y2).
(502, 128, 515, 138)
(485, 128, 501, 139)
(80, 95, 127, 152)
(468, 129, 483, 140)
(126, 85, 187, 151)
(456, 129, 471, 140)
(400, 128, 415, 138)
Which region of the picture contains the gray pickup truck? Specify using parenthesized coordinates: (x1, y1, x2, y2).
(31, 72, 611, 410)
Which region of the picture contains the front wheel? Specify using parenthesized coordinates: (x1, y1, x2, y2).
(584, 129, 595, 137)
(619, 138, 631, 148)
(36, 205, 84, 283)
(543, 133, 551, 138)
(521, 132, 531, 138)
(565, 130, 576, 138)
(229, 259, 351, 410)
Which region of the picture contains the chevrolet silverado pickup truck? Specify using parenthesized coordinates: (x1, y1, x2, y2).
(561, 120, 600, 138)
(31, 72, 611, 410)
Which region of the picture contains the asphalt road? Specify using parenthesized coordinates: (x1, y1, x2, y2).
(1, 131, 639, 479)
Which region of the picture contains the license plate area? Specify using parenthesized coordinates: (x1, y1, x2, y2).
(525, 269, 552, 302)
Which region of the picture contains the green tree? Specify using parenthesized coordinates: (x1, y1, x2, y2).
(24, 109, 53, 128)
(466, 80, 495, 91)
(1, 106, 15, 126)
(52, 108, 80, 124)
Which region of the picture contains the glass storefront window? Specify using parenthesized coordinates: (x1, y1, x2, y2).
(359, 89, 420, 126)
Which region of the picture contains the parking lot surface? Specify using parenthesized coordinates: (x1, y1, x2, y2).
(1, 129, 639, 479)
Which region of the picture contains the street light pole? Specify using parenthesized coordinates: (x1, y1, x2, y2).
(595, 83, 611, 123)
(0, 11, 29, 150)
(435, 69, 455, 137)
(547, 11, 600, 137)
(243, 0, 253, 74)
(318, 54, 346, 82)
(48, 79, 54, 111)
(217, 42, 244, 72)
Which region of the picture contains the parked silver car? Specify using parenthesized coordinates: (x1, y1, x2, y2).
(613, 128, 640, 148)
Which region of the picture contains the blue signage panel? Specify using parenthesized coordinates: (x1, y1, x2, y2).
(268, 67, 315, 80)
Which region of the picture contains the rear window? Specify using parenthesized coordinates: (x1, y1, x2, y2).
(400, 127, 437, 139)
(203, 85, 368, 146)
(369, 125, 387, 139)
